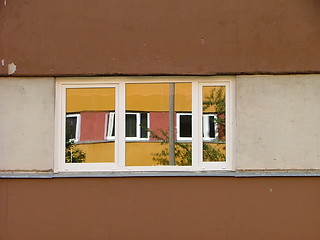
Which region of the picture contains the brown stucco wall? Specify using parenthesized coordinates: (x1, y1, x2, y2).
(1, 0, 320, 76)
(1, 177, 320, 240)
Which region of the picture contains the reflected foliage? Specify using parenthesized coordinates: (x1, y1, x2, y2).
(203, 143, 225, 162)
(203, 87, 226, 161)
(65, 140, 86, 163)
(151, 87, 226, 165)
(150, 129, 225, 165)
(203, 87, 226, 128)
(150, 129, 192, 166)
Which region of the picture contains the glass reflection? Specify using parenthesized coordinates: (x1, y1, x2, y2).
(202, 86, 226, 162)
(125, 83, 192, 166)
(65, 88, 115, 163)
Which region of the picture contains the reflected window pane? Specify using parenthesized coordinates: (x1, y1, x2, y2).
(126, 114, 137, 137)
(208, 116, 216, 138)
(179, 114, 192, 138)
(66, 115, 79, 142)
(140, 112, 148, 138)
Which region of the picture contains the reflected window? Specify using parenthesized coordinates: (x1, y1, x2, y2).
(106, 112, 149, 140)
(176, 113, 192, 140)
(202, 114, 218, 141)
(176, 113, 219, 141)
(66, 114, 80, 143)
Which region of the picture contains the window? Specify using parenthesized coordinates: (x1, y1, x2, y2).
(176, 113, 219, 142)
(55, 77, 235, 172)
(66, 114, 80, 143)
(202, 114, 218, 141)
(176, 113, 192, 141)
(106, 112, 149, 140)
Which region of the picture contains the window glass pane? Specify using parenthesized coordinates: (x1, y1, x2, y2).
(208, 116, 216, 138)
(179, 115, 192, 138)
(140, 112, 148, 138)
(66, 116, 78, 142)
(125, 83, 192, 166)
(126, 114, 137, 137)
(111, 114, 115, 137)
(202, 86, 226, 162)
(65, 88, 115, 163)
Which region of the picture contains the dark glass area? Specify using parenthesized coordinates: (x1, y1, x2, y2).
(208, 116, 216, 138)
(66, 116, 77, 142)
(126, 114, 137, 137)
(180, 115, 192, 138)
(140, 112, 148, 138)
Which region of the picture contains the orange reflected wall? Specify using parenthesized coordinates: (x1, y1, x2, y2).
(80, 112, 106, 142)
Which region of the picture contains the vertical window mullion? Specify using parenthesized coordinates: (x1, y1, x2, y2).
(117, 82, 126, 168)
(59, 85, 67, 172)
(192, 81, 200, 169)
(225, 81, 231, 170)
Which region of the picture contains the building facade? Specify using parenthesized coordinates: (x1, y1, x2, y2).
(1, 1, 320, 239)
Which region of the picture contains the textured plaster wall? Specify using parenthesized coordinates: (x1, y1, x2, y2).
(1, 75, 320, 171)
(0, 78, 55, 171)
(236, 75, 320, 170)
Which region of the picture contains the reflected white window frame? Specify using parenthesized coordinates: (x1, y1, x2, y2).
(176, 113, 219, 142)
(54, 77, 235, 173)
(66, 113, 81, 143)
(106, 112, 150, 141)
(106, 112, 116, 141)
(176, 113, 192, 141)
(202, 114, 218, 141)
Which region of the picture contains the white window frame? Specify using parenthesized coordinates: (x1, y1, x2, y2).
(66, 113, 81, 143)
(202, 114, 218, 141)
(54, 77, 235, 173)
(176, 113, 192, 141)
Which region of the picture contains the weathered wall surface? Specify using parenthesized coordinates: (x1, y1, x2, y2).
(2, 75, 320, 171)
(237, 75, 320, 169)
(1, 177, 320, 240)
(0, 78, 54, 171)
(1, 0, 320, 76)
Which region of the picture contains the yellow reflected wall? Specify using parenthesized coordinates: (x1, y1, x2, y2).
(67, 88, 115, 113)
(67, 83, 193, 113)
(126, 83, 192, 112)
(77, 142, 115, 163)
(66, 84, 223, 113)
(126, 142, 167, 166)
(76, 142, 224, 164)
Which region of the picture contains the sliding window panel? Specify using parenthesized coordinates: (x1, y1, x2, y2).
(202, 86, 226, 162)
(125, 83, 192, 166)
(65, 88, 116, 163)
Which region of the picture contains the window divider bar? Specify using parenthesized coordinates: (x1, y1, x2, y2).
(117, 83, 126, 168)
(192, 82, 200, 168)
